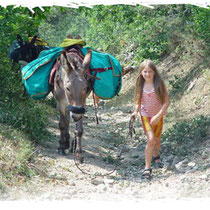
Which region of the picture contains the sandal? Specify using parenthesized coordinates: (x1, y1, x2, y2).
(152, 155, 164, 168)
(141, 168, 152, 179)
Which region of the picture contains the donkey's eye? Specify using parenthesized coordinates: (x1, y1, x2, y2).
(66, 87, 71, 92)
(83, 87, 87, 92)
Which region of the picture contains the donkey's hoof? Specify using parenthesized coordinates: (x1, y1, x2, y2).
(78, 156, 84, 164)
(75, 154, 84, 164)
(70, 148, 74, 153)
(58, 148, 65, 156)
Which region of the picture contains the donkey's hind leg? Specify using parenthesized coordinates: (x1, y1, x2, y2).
(58, 113, 70, 155)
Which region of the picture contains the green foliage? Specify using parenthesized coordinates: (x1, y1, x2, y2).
(0, 6, 53, 190)
(38, 7, 89, 46)
(0, 67, 53, 193)
(189, 6, 210, 42)
(0, 100, 53, 143)
(162, 115, 210, 156)
(169, 75, 184, 97)
(0, 4, 209, 191)
(39, 5, 209, 63)
(0, 49, 53, 145)
(0, 5, 53, 139)
(82, 5, 137, 54)
(168, 61, 207, 99)
(103, 152, 116, 164)
(0, 125, 37, 192)
(0, 6, 50, 55)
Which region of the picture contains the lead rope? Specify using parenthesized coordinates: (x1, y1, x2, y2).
(92, 92, 99, 125)
(73, 116, 135, 177)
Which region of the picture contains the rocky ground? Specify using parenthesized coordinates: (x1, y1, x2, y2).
(1, 54, 209, 209)
(1, 97, 209, 203)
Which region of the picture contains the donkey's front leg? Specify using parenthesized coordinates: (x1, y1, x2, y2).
(58, 113, 70, 156)
(74, 120, 84, 163)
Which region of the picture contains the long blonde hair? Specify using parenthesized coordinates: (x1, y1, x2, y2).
(134, 60, 167, 105)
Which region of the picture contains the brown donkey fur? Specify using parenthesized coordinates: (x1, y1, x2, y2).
(53, 48, 93, 163)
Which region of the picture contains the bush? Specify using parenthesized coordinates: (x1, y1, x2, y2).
(38, 5, 209, 63)
(162, 115, 210, 156)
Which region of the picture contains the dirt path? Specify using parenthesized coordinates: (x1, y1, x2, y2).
(2, 98, 210, 203)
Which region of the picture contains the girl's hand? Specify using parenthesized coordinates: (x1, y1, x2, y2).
(131, 111, 138, 121)
(150, 114, 161, 126)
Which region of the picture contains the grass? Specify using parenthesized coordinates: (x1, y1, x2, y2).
(161, 115, 210, 156)
(0, 35, 209, 196)
(0, 64, 57, 194)
(0, 97, 56, 194)
(168, 63, 207, 99)
(0, 125, 35, 192)
(0, 96, 55, 144)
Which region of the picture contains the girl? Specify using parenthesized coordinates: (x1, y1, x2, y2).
(132, 60, 170, 179)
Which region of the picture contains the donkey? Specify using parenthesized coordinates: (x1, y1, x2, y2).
(9, 35, 50, 96)
(9, 34, 49, 66)
(53, 48, 97, 163)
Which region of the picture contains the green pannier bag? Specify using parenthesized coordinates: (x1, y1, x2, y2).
(21, 47, 63, 100)
(80, 47, 122, 99)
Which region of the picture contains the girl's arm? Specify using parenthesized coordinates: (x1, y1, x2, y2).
(151, 90, 170, 126)
(132, 102, 141, 120)
(157, 90, 170, 116)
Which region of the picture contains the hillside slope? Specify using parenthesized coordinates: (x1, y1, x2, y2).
(0, 50, 209, 202)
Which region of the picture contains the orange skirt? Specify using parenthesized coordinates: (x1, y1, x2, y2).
(141, 116, 163, 138)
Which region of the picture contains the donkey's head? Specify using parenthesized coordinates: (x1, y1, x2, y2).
(16, 35, 39, 63)
(60, 50, 92, 122)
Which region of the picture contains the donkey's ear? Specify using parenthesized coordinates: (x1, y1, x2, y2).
(75, 35, 81, 39)
(17, 34, 23, 47)
(67, 34, 73, 39)
(30, 35, 37, 45)
(60, 51, 72, 74)
(82, 51, 91, 75)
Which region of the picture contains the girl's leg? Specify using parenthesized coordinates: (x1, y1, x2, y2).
(94, 94, 99, 108)
(152, 136, 164, 168)
(153, 136, 161, 158)
(145, 130, 156, 169)
(152, 117, 164, 164)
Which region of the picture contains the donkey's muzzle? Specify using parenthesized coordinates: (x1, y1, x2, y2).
(66, 105, 86, 114)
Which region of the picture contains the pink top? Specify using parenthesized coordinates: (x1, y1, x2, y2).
(140, 88, 162, 117)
